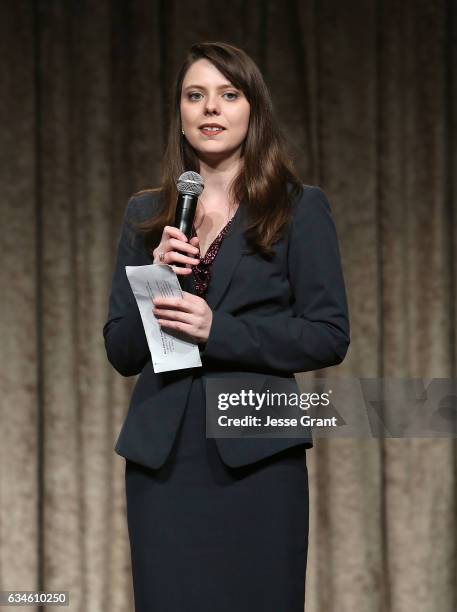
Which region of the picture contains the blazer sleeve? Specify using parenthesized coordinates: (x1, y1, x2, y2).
(200, 186, 350, 374)
(102, 196, 152, 377)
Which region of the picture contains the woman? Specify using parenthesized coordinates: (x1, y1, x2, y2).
(103, 41, 350, 611)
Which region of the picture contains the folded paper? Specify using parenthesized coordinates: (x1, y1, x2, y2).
(125, 264, 202, 373)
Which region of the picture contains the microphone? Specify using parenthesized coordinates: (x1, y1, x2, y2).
(173, 171, 204, 267)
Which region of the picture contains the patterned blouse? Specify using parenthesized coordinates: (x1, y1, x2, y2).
(191, 214, 236, 298)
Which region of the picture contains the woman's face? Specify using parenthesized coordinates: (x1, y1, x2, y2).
(180, 59, 251, 163)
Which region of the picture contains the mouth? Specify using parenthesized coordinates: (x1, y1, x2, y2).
(199, 124, 226, 136)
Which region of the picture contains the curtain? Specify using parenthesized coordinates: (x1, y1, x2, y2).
(1, 1, 455, 610)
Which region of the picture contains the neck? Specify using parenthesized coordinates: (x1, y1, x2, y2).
(197, 151, 243, 198)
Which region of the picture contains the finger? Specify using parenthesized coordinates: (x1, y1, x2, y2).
(154, 292, 193, 306)
(167, 237, 200, 256)
(162, 250, 200, 266)
(163, 226, 188, 242)
(170, 265, 193, 276)
(156, 319, 198, 339)
(153, 295, 195, 311)
(153, 308, 194, 323)
(180, 291, 203, 304)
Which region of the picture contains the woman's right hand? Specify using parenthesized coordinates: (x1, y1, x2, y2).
(152, 226, 200, 275)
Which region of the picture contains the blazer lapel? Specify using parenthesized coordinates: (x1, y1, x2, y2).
(204, 204, 248, 311)
(180, 267, 196, 294)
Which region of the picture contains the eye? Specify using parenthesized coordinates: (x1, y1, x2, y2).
(188, 92, 203, 101)
(223, 91, 239, 101)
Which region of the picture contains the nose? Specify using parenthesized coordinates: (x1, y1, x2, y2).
(204, 93, 221, 115)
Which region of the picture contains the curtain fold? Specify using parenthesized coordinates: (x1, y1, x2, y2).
(1, 1, 455, 610)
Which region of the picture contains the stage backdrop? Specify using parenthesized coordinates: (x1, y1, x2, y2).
(1, 1, 456, 611)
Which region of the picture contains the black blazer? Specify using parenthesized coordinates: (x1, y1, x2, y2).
(103, 184, 350, 469)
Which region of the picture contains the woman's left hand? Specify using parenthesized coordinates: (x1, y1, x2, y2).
(152, 291, 213, 343)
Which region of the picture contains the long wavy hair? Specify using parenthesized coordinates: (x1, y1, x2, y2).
(134, 41, 303, 259)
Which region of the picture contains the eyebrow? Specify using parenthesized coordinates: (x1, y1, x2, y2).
(183, 83, 235, 91)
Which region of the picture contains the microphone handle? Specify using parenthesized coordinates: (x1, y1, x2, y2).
(174, 193, 198, 240)
(173, 193, 198, 269)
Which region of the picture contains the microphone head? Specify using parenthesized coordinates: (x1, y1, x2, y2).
(177, 171, 205, 196)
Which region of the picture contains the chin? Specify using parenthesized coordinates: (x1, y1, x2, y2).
(195, 146, 230, 156)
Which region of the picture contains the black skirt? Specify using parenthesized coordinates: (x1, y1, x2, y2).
(125, 376, 309, 612)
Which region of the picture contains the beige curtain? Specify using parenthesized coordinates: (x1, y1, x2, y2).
(1, 1, 455, 610)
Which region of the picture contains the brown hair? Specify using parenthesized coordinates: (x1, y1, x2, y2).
(134, 41, 304, 259)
